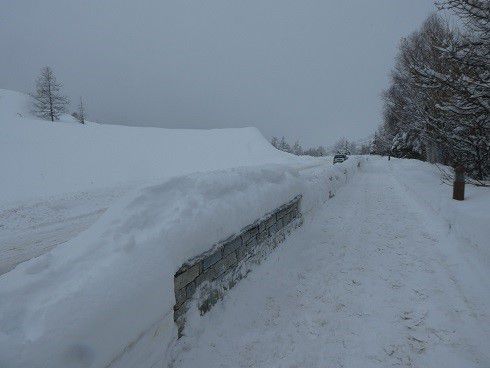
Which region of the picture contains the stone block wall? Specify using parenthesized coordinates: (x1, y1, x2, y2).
(173, 195, 303, 335)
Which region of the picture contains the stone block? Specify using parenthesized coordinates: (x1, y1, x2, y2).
(213, 252, 237, 276)
(241, 226, 258, 243)
(223, 237, 242, 256)
(174, 262, 200, 290)
(173, 304, 187, 321)
(246, 236, 258, 248)
(175, 287, 187, 308)
(202, 250, 222, 270)
(265, 215, 276, 229)
(259, 220, 267, 233)
(186, 281, 196, 299)
(194, 268, 213, 286)
(256, 230, 269, 243)
(236, 244, 248, 261)
(276, 206, 290, 219)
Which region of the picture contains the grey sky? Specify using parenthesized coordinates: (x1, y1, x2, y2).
(1, 0, 435, 146)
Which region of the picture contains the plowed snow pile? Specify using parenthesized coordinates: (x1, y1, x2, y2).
(0, 89, 362, 367)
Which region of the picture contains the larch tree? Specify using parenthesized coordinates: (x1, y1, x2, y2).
(31, 66, 69, 122)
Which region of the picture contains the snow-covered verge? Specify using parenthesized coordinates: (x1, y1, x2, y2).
(389, 158, 489, 266)
(0, 158, 362, 368)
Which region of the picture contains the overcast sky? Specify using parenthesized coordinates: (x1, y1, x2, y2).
(1, 0, 436, 146)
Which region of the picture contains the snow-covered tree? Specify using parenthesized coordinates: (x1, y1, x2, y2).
(292, 140, 303, 156)
(31, 66, 69, 122)
(278, 136, 291, 153)
(270, 136, 279, 149)
(375, 7, 489, 180)
(75, 97, 85, 124)
(332, 137, 357, 155)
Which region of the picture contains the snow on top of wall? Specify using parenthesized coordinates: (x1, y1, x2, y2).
(0, 157, 362, 368)
(0, 164, 307, 368)
(0, 88, 304, 206)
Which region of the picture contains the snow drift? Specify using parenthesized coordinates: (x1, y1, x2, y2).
(0, 88, 362, 367)
(0, 88, 304, 206)
(0, 160, 363, 368)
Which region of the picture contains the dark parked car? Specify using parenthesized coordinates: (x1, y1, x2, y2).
(333, 154, 347, 164)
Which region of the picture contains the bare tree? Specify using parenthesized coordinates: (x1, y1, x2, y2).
(31, 66, 69, 122)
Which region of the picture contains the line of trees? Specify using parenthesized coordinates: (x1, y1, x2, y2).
(271, 136, 370, 157)
(371, 0, 489, 180)
(270, 136, 327, 157)
(31, 66, 86, 124)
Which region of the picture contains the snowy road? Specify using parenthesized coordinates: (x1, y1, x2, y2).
(168, 159, 489, 367)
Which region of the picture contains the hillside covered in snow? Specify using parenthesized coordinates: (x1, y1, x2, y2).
(0, 89, 309, 206)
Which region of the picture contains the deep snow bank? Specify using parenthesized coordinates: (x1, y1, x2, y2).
(0, 88, 363, 367)
(0, 88, 303, 206)
(0, 157, 362, 368)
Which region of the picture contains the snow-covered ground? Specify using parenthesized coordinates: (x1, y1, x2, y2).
(168, 158, 490, 368)
(1, 88, 488, 367)
(0, 185, 132, 275)
(0, 88, 343, 368)
(0, 88, 314, 275)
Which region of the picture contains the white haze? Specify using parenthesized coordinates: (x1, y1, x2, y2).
(0, 0, 435, 146)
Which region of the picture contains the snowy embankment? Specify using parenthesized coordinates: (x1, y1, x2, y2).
(0, 88, 362, 367)
(0, 161, 361, 368)
(0, 89, 305, 206)
(0, 88, 307, 274)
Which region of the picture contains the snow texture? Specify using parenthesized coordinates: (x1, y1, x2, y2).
(1, 89, 354, 368)
(168, 158, 490, 368)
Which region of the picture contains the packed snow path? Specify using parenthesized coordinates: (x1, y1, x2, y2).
(168, 159, 489, 367)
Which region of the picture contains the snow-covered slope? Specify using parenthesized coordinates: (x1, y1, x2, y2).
(1, 88, 349, 368)
(0, 88, 304, 206)
(0, 88, 319, 275)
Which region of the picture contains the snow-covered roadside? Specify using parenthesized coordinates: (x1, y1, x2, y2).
(0, 185, 133, 275)
(0, 158, 362, 368)
(389, 158, 489, 263)
(167, 158, 489, 368)
(1, 88, 318, 275)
